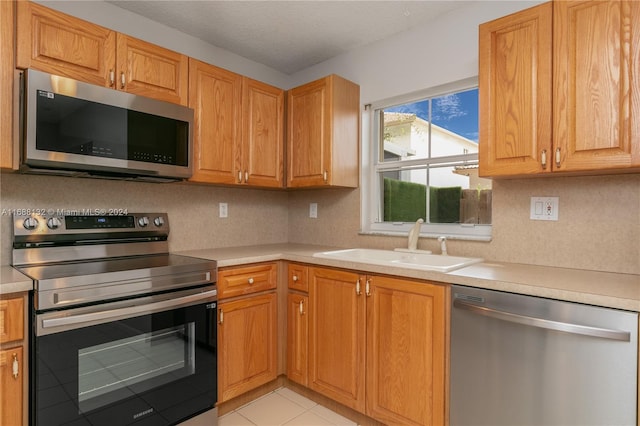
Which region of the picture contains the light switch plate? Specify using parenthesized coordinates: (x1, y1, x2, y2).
(309, 203, 318, 219)
(530, 197, 559, 221)
(219, 203, 228, 218)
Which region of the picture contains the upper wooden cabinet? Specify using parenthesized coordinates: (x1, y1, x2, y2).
(479, 3, 552, 177)
(287, 75, 360, 188)
(16, 2, 188, 105)
(479, 1, 640, 177)
(189, 59, 284, 187)
(553, 0, 640, 173)
(1, 0, 16, 170)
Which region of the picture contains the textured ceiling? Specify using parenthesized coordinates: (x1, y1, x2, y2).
(107, 1, 473, 75)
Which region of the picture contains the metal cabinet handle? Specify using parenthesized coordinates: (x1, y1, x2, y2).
(299, 300, 305, 315)
(555, 148, 561, 168)
(248, 277, 254, 284)
(365, 279, 371, 297)
(12, 353, 19, 379)
(453, 299, 631, 341)
(244, 171, 249, 183)
(109, 69, 115, 86)
(541, 149, 547, 169)
(219, 308, 224, 325)
(356, 279, 362, 296)
(323, 170, 328, 182)
(120, 72, 126, 89)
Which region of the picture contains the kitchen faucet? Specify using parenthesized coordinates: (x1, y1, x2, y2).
(438, 236, 448, 256)
(407, 218, 424, 251)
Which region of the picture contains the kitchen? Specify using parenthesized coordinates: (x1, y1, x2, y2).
(1, 0, 639, 425)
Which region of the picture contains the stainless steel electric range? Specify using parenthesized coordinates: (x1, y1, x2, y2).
(12, 212, 218, 426)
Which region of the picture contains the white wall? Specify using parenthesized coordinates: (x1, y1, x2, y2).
(289, 1, 543, 100)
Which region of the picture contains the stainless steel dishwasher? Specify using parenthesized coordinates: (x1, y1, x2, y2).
(450, 285, 638, 426)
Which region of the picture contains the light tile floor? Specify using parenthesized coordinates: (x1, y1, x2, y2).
(219, 387, 358, 426)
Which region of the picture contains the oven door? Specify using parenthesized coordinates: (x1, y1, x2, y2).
(31, 286, 217, 426)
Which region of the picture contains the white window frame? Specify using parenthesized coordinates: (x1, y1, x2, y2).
(360, 77, 492, 241)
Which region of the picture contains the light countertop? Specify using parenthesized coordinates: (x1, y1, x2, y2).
(3, 243, 638, 311)
(179, 243, 640, 312)
(1, 265, 33, 295)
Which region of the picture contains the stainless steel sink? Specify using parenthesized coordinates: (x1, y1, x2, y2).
(313, 248, 483, 273)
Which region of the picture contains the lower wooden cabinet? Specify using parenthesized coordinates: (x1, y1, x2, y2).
(286, 292, 308, 386)
(304, 266, 446, 426)
(365, 275, 446, 426)
(0, 293, 27, 426)
(0, 347, 23, 426)
(308, 267, 366, 412)
(218, 292, 278, 403)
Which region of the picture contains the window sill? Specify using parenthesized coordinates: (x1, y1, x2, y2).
(358, 229, 492, 242)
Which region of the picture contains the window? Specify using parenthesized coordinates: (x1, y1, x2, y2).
(362, 78, 492, 240)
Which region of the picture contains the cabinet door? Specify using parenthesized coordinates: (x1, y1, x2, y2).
(116, 34, 188, 105)
(308, 267, 365, 412)
(0, 347, 23, 426)
(218, 293, 278, 403)
(16, 2, 116, 87)
(287, 77, 330, 187)
(366, 276, 446, 426)
(1, 0, 16, 170)
(478, 3, 552, 177)
(189, 59, 242, 184)
(242, 77, 284, 188)
(554, 0, 640, 172)
(287, 292, 308, 386)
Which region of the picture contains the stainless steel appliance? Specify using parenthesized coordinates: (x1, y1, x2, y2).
(12, 212, 217, 426)
(20, 69, 193, 181)
(450, 285, 638, 426)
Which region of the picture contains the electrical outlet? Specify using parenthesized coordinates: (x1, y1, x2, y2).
(309, 203, 318, 219)
(530, 197, 559, 221)
(219, 203, 228, 218)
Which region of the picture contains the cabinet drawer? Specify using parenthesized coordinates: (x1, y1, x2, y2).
(287, 263, 308, 292)
(0, 297, 24, 344)
(218, 263, 277, 299)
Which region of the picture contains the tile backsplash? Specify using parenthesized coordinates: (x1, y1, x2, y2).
(1, 172, 638, 275)
(0, 173, 289, 265)
(286, 174, 640, 275)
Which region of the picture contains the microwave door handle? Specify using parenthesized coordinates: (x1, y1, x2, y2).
(41, 289, 217, 331)
(453, 299, 631, 342)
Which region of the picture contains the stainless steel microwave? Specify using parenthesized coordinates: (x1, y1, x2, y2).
(21, 69, 194, 181)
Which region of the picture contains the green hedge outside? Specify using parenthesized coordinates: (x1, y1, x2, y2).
(383, 177, 461, 223)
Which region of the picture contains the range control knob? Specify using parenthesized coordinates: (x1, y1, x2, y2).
(153, 217, 165, 227)
(138, 216, 149, 227)
(23, 217, 39, 230)
(46, 217, 62, 230)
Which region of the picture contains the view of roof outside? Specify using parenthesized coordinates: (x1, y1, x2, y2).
(386, 88, 479, 143)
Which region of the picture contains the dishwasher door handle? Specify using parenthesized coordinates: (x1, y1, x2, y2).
(453, 299, 631, 342)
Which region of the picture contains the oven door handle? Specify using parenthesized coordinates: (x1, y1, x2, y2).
(40, 289, 218, 332)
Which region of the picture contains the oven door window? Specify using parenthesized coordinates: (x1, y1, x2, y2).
(78, 323, 195, 413)
(34, 303, 217, 425)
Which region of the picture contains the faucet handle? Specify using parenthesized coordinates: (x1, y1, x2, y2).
(437, 236, 448, 256)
